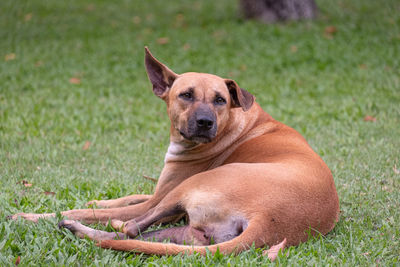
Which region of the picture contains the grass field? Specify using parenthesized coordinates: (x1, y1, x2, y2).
(1, 0, 399, 265)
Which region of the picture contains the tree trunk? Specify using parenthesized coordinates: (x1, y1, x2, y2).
(239, 0, 318, 23)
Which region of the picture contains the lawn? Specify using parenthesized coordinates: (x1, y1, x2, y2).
(0, 0, 399, 265)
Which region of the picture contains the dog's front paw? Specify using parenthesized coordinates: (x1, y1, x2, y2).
(58, 219, 77, 232)
(58, 220, 95, 238)
(59, 219, 127, 241)
(8, 212, 55, 222)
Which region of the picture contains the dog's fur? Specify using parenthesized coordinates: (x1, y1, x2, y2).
(12, 48, 339, 257)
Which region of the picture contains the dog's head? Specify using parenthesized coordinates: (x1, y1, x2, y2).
(144, 47, 254, 144)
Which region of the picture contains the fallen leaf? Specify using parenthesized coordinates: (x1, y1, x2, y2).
(43, 191, 56, 196)
(82, 141, 91, 150)
(183, 43, 191, 51)
(382, 185, 393, 192)
(393, 165, 400, 174)
(157, 37, 169, 45)
(212, 30, 227, 41)
(194, 1, 202, 10)
(18, 180, 32, 187)
(174, 13, 185, 28)
(5, 53, 16, 61)
(176, 13, 184, 21)
(290, 45, 298, 53)
(86, 4, 95, 11)
(15, 256, 20, 266)
(324, 26, 337, 39)
(111, 20, 118, 27)
(69, 77, 81, 84)
(363, 115, 376, 122)
(24, 13, 33, 22)
(146, 13, 154, 22)
(325, 26, 337, 34)
(132, 16, 141, 24)
(143, 174, 157, 182)
(263, 238, 287, 262)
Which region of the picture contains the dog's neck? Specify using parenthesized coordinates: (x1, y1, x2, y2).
(164, 103, 274, 166)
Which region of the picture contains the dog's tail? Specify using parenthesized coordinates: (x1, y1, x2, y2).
(97, 220, 266, 256)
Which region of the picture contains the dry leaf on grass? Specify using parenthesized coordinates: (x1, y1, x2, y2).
(132, 16, 141, 24)
(43, 191, 56, 196)
(324, 26, 337, 39)
(86, 4, 95, 11)
(393, 165, 400, 174)
(5, 53, 16, 61)
(18, 180, 33, 187)
(157, 37, 169, 45)
(363, 115, 377, 122)
(24, 13, 33, 22)
(69, 77, 81, 84)
(183, 43, 191, 51)
(15, 256, 21, 266)
(82, 141, 91, 150)
(143, 175, 157, 182)
(325, 26, 337, 34)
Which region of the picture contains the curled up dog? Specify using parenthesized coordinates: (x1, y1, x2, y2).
(11, 47, 339, 261)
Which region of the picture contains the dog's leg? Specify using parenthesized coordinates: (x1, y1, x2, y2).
(98, 217, 268, 255)
(136, 225, 210, 245)
(58, 220, 129, 241)
(11, 200, 157, 224)
(86, 194, 152, 208)
(114, 198, 185, 238)
(59, 221, 209, 246)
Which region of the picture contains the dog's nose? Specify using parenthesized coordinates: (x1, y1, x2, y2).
(196, 117, 214, 130)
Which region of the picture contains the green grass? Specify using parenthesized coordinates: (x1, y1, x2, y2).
(1, 0, 399, 265)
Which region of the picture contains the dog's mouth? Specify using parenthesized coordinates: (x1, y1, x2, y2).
(179, 131, 213, 144)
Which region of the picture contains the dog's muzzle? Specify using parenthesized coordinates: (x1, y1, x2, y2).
(181, 105, 217, 143)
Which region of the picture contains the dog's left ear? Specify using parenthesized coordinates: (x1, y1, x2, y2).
(145, 47, 178, 99)
(225, 79, 254, 111)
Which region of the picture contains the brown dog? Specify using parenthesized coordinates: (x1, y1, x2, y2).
(12, 47, 339, 258)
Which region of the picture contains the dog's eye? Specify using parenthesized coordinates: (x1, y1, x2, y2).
(179, 92, 193, 101)
(214, 96, 226, 105)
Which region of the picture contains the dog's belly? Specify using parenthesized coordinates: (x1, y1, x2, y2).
(183, 190, 249, 244)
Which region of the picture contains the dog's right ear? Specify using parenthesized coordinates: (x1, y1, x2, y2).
(225, 79, 254, 111)
(145, 47, 178, 99)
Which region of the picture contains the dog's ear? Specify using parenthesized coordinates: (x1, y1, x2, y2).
(225, 79, 254, 111)
(145, 47, 178, 98)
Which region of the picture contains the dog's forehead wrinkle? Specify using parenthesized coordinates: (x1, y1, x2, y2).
(178, 73, 225, 90)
